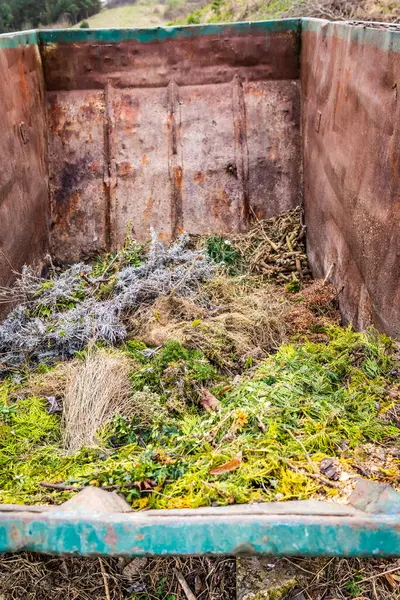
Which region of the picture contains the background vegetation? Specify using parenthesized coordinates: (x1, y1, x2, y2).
(1, 0, 397, 34)
(0, 0, 102, 32)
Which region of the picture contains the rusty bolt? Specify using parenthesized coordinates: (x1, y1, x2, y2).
(226, 162, 238, 178)
(19, 122, 29, 145)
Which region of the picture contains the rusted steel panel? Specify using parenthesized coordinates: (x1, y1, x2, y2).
(180, 82, 246, 234)
(0, 42, 49, 297)
(40, 26, 300, 91)
(47, 77, 302, 253)
(302, 21, 400, 336)
(245, 80, 302, 219)
(111, 87, 173, 245)
(44, 27, 302, 254)
(47, 90, 107, 262)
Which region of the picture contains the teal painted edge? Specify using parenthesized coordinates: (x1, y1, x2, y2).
(1, 513, 400, 557)
(302, 17, 400, 53)
(0, 29, 38, 49)
(1, 19, 399, 52)
(38, 19, 301, 44)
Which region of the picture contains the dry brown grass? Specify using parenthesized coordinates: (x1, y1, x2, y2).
(22, 362, 69, 400)
(283, 0, 400, 22)
(62, 347, 133, 452)
(130, 276, 340, 371)
(131, 275, 292, 370)
(0, 553, 124, 600)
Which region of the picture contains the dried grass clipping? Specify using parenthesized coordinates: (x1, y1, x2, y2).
(62, 347, 132, 452)
(133, 276, 293, 370)
(22, 362, 69, 400)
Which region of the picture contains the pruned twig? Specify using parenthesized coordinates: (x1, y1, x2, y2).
(283, 458, 342, 489)
(175, 569, 198, 600)
(99, 558, 111, 600)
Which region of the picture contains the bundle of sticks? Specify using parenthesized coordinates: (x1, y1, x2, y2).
(232, 206, 310, 281)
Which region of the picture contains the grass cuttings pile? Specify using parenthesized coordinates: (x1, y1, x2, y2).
(1, 326, 399, 508)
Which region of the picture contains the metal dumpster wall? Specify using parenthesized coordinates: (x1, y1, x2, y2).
(0, 32, 49, 295)
(39, 22, 302, 262)
(301, 20, 400, 337)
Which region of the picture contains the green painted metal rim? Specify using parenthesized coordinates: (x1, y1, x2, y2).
(302, 18, 400, 52)
(1, 512, 400, 557)
(38, 19, 301, 45)
(1, 19, 399, 51)
(0, 29, 38, 49)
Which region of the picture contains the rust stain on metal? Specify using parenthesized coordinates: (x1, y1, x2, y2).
(245, 79, 302, 221)
(18, 55, 29, 102)
(302, 28, 400, 337)
(193, 171, 205, 184)
(180, 82, 244, 234)
(104, 525, 118, 549)
(168, 81, 183, 238)
(41, 30, 300, 91)
(47, 89, 107, 261)
(143, 196, 154, 222)
(117, 162, 133, 177)
(113, 86, 173, 244)
(104, 81, 116, 251)
(232, 74, 250, 231)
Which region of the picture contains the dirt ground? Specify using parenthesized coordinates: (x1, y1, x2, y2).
(1, 553, 400, 600)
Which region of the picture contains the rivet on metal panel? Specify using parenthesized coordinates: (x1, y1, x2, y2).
(315, 111, 322, 133)
(226, 162, 238, 177)
(19, 122, 29, 144)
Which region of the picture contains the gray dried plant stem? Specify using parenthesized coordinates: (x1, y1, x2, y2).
(62, 346, 133, 453)
(0, 231, 214, 369)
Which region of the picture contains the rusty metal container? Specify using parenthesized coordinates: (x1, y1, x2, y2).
(0, 18, 400, 556)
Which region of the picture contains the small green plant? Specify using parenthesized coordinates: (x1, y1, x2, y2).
(211, 0, 224, 14)
(286, 279, 301, 293)
(132, 576, 176, 600)
(206, 235, 242, 274)
(128, 339, 220, 410)
(186, 11, 201, 23)
(79, 20, 90, 28)
(345, 574, 363, 597)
